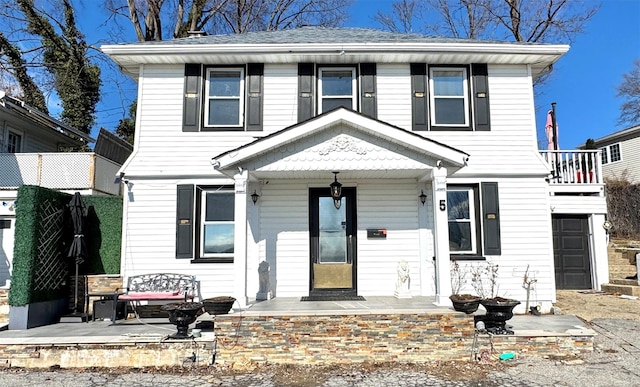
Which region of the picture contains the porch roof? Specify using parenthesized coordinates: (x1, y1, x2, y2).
(211, 108, 469, 180)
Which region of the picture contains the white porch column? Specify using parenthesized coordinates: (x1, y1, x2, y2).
(233, 170, 249, 307)
(431, 166, 452, 306)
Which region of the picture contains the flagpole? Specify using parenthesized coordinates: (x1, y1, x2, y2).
(551, 102, 558, 150)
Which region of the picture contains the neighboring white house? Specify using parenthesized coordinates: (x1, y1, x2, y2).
(101, 27, 609, 313)
(0, 92, 124, 288)
(586, 124, 640, 184)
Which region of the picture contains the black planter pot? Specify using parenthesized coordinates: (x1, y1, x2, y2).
(203, 296, 236, 315)
(161, 302, 203, 339)
(479, 297, 520, 334)
(450, 295, 482, 314)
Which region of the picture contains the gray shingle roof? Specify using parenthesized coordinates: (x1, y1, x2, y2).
(132, 26, 510, 46)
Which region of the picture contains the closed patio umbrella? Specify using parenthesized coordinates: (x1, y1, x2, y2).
(68, 192, 87, 314)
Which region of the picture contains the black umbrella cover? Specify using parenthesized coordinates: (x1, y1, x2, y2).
(68, 192, 87, 265)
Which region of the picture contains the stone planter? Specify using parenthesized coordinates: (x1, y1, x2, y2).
(449, 294, 481, 314)
(203, 296, 236, 315)
(479, 297, 520, 334)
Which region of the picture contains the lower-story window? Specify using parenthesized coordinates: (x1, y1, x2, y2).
(200, 187, 235, 260)
(447, 182, 501, 259)
(447, 185, 479, 254)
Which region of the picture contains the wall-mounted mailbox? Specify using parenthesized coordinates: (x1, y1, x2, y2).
(367, 229, 387, 239)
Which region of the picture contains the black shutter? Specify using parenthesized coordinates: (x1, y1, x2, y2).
(176, 184, 195, 258)
(298, 63, 315, 122)
(410, 63, 428, 131)
(183, 64, 202, 132)
(472, 64, 490, 131)
(246, 63, 264, 131)
(481, 182, 501, 255)
(360, 63, 377, 119)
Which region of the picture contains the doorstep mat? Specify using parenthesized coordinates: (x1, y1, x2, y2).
(300, 295, 366, 301)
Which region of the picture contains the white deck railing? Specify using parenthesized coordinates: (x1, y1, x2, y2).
(0, 152, 121, 195)
(540, 150, 603, 185)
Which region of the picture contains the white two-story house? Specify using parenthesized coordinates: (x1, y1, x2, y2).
(102, 27, 608, 313)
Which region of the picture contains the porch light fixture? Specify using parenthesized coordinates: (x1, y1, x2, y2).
(330, 172, 342, 209)
(251, 190, 260, 205)
(419, 190, 427, 205)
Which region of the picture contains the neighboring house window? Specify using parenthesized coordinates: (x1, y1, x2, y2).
(182, 63, 263, 132)
(200, 188, 235, 259)
(175, 184, 235, 262)
(411, 63, 490, 132)
(204, 68, 244, 128)
(318, 67, 356, 113)
(447, 182, 501, 259)
(429, 67, 469, 127)
(600, 143, 622, 164)
(7, 131, 22, 153)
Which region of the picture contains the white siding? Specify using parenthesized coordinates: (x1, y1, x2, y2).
(377, 64, 412, 130)
(425, 65, 548, 177)
(263, 64, 298, 132)
(449, 177, 556, 309)
(121, 178, 236, 299)
(128, 65, 264, 177)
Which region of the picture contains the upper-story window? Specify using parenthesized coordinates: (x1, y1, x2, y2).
(411, 63, 490, 132)
(601, 143, 622, 165)
(182, 63, 263, 132)
(205, 68, 244, 128)
(318, 67, 357, 113)
(430, 67, 469, 127)
(6, 130, 22, 153)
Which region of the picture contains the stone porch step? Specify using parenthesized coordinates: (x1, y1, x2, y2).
(601, 283, 640, 297)
(610, 278, 640, 286)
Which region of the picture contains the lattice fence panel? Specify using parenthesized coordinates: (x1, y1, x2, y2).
(32, 200, 68, 291)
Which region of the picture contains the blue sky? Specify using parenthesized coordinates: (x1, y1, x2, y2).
(345, 0, 640, 149)
(88, 0, 639, 150)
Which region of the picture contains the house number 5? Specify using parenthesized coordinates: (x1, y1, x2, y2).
(439, 200, 446, 211)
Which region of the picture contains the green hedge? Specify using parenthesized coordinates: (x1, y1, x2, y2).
(9, 186, 122, 306)
(9, 186, 70, 306)
(82, 195, 122, 275)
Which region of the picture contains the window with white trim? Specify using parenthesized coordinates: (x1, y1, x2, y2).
(6, 130, 22, 153)
(200, 189, 235, 259)
(600, 143, 622, 164)
(204, 68, 244, 128)
(447, 186, 477, 254)
(318, 67, 357, 113)
(429, 67, 469, 126)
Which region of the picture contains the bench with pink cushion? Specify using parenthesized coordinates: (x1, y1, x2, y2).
(112, 273, 200, 322)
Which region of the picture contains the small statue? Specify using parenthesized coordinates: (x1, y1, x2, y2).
(394, 260, 412, 299)
(256, 261, 272, 300)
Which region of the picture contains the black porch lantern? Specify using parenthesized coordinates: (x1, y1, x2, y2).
(251, 190, 260, 205)
(419, 190, 427, 205)
(330, 172, 342, 209)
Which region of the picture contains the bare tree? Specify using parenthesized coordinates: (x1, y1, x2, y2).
(617, 59, 640, 126)
(106, 0, 353, 42)
(376, 0, 598, 43)
(374, 0, 420, 33)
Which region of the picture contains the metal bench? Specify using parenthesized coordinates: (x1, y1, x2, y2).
(112, 273, 200, 322)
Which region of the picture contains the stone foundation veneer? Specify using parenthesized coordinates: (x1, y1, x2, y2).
(213, 312, 594, 365)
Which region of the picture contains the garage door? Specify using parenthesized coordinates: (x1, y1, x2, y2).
(552, 215, 592, 289)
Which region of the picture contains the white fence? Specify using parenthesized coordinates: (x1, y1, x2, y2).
(0, 153, 121, 195)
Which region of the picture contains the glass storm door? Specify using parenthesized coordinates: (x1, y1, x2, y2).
(309, 187, 357, 296)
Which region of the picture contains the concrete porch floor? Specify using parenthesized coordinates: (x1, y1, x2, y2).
(0, 297, 596, 368)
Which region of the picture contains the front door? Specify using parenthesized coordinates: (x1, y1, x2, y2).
(309, 187, 357, 297)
